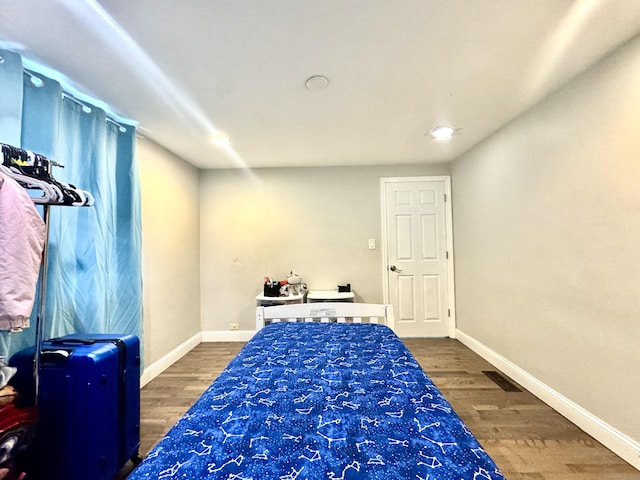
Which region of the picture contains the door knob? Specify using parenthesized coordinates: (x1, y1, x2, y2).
(389, 265, 403, 272)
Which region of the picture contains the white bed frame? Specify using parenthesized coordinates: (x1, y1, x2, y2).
(256, 302, 395, 330)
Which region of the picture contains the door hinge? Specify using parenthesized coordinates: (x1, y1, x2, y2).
(448, 308, 451, 317)
(446, 251, 449, 259)
(444, 193, 447, 202)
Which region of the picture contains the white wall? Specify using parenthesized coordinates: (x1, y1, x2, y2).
(452, 34, 640, 446)
(137, 138, 201, 368)
(200, 164, 449, 332)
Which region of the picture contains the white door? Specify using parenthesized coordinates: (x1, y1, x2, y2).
(381, 177, 454, 337)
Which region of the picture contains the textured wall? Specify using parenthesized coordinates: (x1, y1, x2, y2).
(452, 35, 640, 442)
(199, 164, 449, 332)
(138, 138, 201, 367)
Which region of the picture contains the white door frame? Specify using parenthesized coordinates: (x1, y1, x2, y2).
(380, 176, 456, 338)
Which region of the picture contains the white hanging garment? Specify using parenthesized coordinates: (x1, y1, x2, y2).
(0, 172, 46, 330)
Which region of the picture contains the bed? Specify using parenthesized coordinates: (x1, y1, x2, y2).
(129, 303, 505, 479)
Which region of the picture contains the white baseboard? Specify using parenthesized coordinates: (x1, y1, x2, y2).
(456, 329, 640, 471)
(201, 330, 256, 342)
(140, 332, 202, 387)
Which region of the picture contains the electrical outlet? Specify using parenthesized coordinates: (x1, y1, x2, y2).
(230, 323, 240, 330)
(368, 238, 376, 250)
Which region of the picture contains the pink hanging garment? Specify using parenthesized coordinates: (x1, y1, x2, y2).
(0, 172, 46, 330)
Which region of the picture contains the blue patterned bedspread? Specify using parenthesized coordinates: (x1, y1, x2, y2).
(129, 323, 505, 479)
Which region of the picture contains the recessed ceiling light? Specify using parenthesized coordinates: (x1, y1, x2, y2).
(305, 75, 329, 91)
(210, 135, 231, 147)
(428, 125, 458, 140)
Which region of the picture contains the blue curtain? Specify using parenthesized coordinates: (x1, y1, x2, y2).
(0, 48, 142, 360)
(0, 50, 23, 147)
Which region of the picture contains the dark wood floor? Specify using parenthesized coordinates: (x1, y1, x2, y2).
(120, 338, 640, 479)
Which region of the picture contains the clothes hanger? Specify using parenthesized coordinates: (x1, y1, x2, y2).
(1, 144, 94, 206)
(0, 165, 62, 204)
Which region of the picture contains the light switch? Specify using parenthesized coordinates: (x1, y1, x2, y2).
(368, 239, 376, 250)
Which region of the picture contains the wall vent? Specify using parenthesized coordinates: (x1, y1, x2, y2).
(482, 370, 522, 392)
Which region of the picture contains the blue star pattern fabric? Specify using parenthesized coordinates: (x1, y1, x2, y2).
(129, 323, 505, 479)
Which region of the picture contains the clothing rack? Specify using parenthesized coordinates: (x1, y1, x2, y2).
(32, 207, 50, 403)
(1, 142, 92, 402)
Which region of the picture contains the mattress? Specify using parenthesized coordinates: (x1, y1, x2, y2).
(129, 322, 504, 479)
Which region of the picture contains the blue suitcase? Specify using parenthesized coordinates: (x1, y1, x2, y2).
(10, 334, 141, 480)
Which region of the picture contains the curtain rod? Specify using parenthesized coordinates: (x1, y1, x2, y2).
(61, 93, 127, 132)
(22, 70, 129, 132)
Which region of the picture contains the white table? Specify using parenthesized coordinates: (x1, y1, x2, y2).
(256, 292, 305, 306)
(307, 290, 355, 303)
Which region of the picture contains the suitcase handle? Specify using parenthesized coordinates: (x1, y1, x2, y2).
(48, 338, 96, 346)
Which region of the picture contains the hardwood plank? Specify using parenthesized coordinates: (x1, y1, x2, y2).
(403, 338, 640, 479)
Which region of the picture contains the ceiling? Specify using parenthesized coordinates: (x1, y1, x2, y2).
(1, 1, 639, 169)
